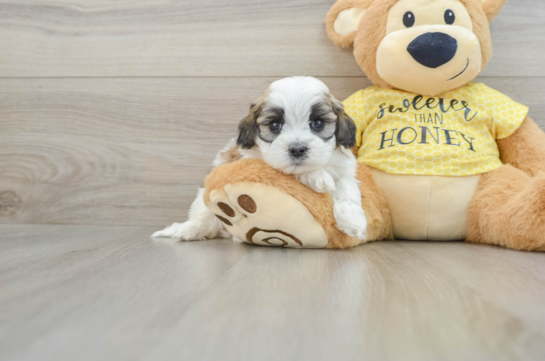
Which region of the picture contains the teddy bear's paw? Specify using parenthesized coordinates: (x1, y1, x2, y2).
(207, 182, 329, 248)
(333, 201, 368, 241)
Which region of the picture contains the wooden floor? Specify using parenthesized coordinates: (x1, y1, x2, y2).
(1, 225, 545, 361)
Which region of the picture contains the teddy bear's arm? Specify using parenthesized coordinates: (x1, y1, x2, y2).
(497, 117, 545, 177)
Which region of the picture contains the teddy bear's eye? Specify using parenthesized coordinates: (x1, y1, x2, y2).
(444, 10, 455, 25)
(403, 11, 415, 28)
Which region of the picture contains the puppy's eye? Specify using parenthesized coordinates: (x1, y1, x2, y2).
(444, 10, 455, 25)
(269, 121, 283, 133)
(310, 119, 325, 132)
(403, 11, 415, 28)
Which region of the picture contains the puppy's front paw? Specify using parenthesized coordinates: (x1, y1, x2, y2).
(152, 222, 210, 241)
(297, 171, 336, 193)
(333, 202, 368, 241)
(311, 175, 336, 193)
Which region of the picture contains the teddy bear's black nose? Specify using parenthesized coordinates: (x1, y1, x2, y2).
(407, 32, 458, 68)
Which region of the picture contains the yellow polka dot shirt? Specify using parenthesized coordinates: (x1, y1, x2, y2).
(343, 83, 529, 176)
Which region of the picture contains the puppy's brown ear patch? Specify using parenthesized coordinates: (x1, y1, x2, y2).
(237, 93, 267, 150)
(330, 95, 357, 149)
(336, 111, 357, 148)
(237, 104, 261, 150)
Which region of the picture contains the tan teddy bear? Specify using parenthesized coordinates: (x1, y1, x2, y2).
(203, 0, 545, 251)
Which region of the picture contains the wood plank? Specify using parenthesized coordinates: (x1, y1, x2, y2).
(1, 77, 543, 226)
(1, 225, 545, 361)
(0, 0, 543, 77)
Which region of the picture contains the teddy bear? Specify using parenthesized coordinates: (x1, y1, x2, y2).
(202, 0, 545, 251)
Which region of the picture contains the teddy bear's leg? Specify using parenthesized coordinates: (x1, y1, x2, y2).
(466, 165, 545, 251)
(203, 159, 393, 249)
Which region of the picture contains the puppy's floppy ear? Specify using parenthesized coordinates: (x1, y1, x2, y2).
(330, 95, 357, 149)
(480, 0, 508, 21)
(326, 0, 375, 48)
(237, 96, 265, 149)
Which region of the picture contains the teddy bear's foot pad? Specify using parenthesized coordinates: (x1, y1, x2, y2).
(207, 182, 329, 248)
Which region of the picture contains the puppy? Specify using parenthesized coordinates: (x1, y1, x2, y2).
(153, 76, 368, 242)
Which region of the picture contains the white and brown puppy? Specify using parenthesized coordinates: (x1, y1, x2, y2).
(153, 76, 368, 242)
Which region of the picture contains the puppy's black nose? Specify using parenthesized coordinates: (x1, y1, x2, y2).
(288, 144, 308, 159)
(407, 32, 458, 68)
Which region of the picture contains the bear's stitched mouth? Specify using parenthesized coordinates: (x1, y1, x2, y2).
(448, 58, 470, 81)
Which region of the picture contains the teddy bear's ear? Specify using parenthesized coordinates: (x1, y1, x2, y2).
(480, 0, 508, 21)
(326, 0, 375, 48)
